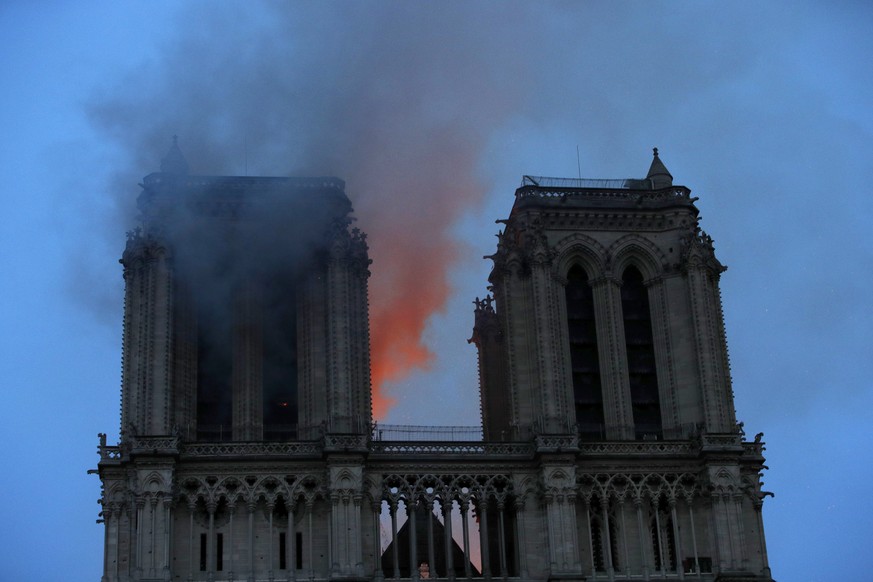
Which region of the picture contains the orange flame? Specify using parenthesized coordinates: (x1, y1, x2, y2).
(354, 163, 477, 421)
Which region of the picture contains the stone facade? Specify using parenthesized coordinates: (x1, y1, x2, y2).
(94, 145, 774, 581)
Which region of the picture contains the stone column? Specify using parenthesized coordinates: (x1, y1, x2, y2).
(478, 498, 491, 580)
(134, 497, 145, 579)
(497, 501, 507, 578)
(372, 501, 383, 581)
(460, 499, 472, 579)
(528, 246, 566, 431)
(684, 253, 733, 432)
(187, 502, 195, 582)
(426, 501, 436, 577)
(583, 498, 596, 578)
(326, 228, 353, 432)
(409, 499, 419, 581)
(390, 500, 400, 579)
(646, 277, 679, 433)
(442, 500, 455, 580)
(618, 500, 630, 578)
(102, 507, 113, 582)
(515, 498, 528, 580)
(287, 501, 296, 582)
(601, 497, 615, 580)
(228, 504, 236, 582)
(670, 497, 685, 579)
(591, 277, 634, 439)
(150, 497, 158, 578)
(248, 501, 256, 582)
(119, 232, 175, 436)
(634, 497, 650, 581)
(233, 280, 263, 441)
(754, 499, 772, 579)
(207, 501, 216, 582)
(162, 497, 173, 581)
(686, 498, 701, 576)
(268, 502, 276, 582)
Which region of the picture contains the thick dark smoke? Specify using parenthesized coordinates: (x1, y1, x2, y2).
(144, 177, 343, 437)
(91, 2, 542, 415)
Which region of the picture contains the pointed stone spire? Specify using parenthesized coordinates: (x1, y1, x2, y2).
(160, 135, 189, 175)
(646, 147, 673, 188)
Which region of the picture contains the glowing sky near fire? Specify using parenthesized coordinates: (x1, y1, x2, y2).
(0, 2, 871, 580)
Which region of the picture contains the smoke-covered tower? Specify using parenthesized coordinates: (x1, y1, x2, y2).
(95, 140, 374, 581)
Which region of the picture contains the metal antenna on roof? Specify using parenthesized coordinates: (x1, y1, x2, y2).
(576, 145, 582, 179)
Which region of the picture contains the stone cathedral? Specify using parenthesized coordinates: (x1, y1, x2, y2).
(94, 142, 775, 582)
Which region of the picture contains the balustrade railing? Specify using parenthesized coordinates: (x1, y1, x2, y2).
(96, 422, 750, 463)
(372, 424, 483, 442)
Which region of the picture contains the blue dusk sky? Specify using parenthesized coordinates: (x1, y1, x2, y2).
(1, 2, 871, 580)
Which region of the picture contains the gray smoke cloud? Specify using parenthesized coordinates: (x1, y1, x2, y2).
(87, 1, 871, 423)
(89, 2, 549, 414)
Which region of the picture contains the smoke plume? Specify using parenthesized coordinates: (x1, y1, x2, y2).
(90, 2, 539, 417)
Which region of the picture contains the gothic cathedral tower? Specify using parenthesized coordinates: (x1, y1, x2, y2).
(95, 140, 374, 582)
(95, 145, 774, 582)
(470, 150, 773, 581)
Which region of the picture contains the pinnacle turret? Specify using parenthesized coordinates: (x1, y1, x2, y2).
(160, 135, 189, 175)
(646, 147, 673, 188)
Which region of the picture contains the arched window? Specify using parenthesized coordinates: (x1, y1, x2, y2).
(589, 497, 620, 573)
(649, 495, 677, 572)
(620, 266, 662, 439)
(262, 274, 299, 441)
(196, 295, 233, 442)
(565, 265, 605, 438)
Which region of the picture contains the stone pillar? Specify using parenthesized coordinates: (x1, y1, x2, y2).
(119, 232, 175, 437)
(426, 501, 436, 577)
(477, 499, 491, 579)
(287, 502, 296, 582)
(497, 501, 507, 578)
(683, 240, 733, 433)
(646, 277, 680, 433)
(670, 498, 685, 579)
(442, 500, 455, 580)
(248, 501, 256, 582)
(514, 497, 528, 580)
(634, 497, 650, 580)
(389, 500, 400, 579)
(162, 497, 173, 581)
(601, 497, 615, 580)
(134, 497, 145, 579)
(591, 277, 634, 439)
(618, 500, 630, 578)
(187, 503, 195, 582)
(372, 501, 383, 581)
(263, 502, 272, 581)
(460, 499, 472, 579)
(233, 280, 263, 441)
(228, 504, 236, 582)
(102, 506, 113, 582)
(326, 226, 353, 433)
(528, 246, 568, 432)
(409, 499, 419, 581)
(491, 254, 531, 434)
(687, 499, 701, 576)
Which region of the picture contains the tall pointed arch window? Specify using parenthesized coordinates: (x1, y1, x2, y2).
(262, 274, 299, 441)
(620, 266, 662, 439)
(565, 265, 605, 438)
